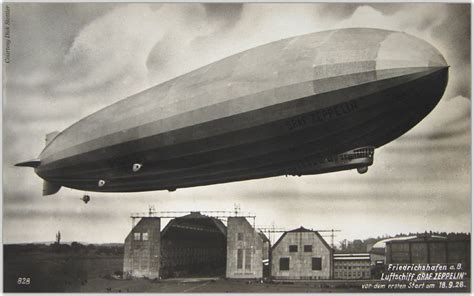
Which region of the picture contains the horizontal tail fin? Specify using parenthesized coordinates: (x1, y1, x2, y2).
(15, 159, 41, 168)
(43, 181, 61, 196)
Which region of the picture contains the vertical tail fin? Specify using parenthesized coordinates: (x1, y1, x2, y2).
(43, 181, 61, 196)
(45, 131, 60, 146)
(16, 131, 63, 196)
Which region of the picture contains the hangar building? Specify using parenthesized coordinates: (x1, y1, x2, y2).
(386, 235, 470, 270)
(123, 212, 268, 280)
(160, 212, 227, 278)
(368, 236, 420, 266)
(271, 227, 333, 280)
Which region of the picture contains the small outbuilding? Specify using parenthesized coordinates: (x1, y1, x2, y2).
(271, 227, 333, 280)
(333, 253, 371, 279)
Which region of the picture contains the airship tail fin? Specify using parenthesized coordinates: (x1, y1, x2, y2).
(15, 159, 41, 168)
(45, 131, 60, 146)
(16, 131, 63, 195)
(15, 130, 59, 167)
(43, 181, 61, 196)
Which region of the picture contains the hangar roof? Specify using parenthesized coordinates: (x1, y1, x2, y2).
(271, 226, 332, 251)
(371, 235, 446, 250)
(333, 253, 370, 261)
(161, 211, 227, 238)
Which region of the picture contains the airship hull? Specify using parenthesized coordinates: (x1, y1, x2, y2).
(27, 28, 448, 194)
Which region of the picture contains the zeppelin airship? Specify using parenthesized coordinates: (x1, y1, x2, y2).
(16, 28, 448, 196)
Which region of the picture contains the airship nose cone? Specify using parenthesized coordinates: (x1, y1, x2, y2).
(376, 32, 448, 70)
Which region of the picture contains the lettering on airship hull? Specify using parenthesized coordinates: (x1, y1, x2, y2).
(286, 100, 359, 131)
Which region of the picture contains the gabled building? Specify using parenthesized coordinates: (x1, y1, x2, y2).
(271, 227, 333, 280)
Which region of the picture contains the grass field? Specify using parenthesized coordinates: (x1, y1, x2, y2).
(4, 244, 123, 292)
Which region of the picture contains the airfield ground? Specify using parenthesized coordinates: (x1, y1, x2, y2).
(3, 244, 470, 293)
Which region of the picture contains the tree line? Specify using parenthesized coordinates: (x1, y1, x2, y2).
(336, 231, 471, 253)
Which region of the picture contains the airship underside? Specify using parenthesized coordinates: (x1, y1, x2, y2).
(16, 28, 448, 195)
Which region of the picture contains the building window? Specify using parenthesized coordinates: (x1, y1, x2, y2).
(237, 249, 243, 269)
(312, 257, 322, 270)
(289, 245, 298, 252)
(142, 232, 148, 241)
(133, 233, 141, 241)
(245, 248, 252, 270)
(304, 245, 312, 252)
(280, 257, 290, 271)
(237, 233, 243, 240)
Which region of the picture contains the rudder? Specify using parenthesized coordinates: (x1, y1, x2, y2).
(43, 181, 61, 196)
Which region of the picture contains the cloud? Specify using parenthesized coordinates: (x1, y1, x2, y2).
(145, 3, 471, 101)
(334, 4, 470, 99)
(203, 3, 243, 30)
(6, 3, 119, 88)
(432, 5, 471, 99)
(58, 4, 167, 95)
(391, 96, 470, 142)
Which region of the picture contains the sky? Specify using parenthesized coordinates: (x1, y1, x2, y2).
(2, 3, 471, 246)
